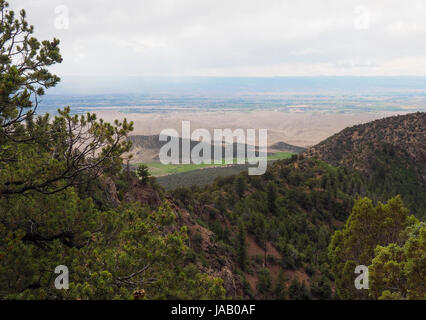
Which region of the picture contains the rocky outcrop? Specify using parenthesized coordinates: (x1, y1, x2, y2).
(98, 176, 121, 208)
(171, 203, 244, 297)
(123, 177, 162, 207)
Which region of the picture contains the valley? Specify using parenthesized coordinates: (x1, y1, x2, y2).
(1, 0, 425, 304)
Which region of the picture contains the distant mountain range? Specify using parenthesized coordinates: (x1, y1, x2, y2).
(127, 135, 305, 163)
(269, 141, 306, 153)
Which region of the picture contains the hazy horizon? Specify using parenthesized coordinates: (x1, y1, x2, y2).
(48, 75, 426, 95)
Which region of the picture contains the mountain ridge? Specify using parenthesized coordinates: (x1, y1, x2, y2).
(306, 112, 426, 217)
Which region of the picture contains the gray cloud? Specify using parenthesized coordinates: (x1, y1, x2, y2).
(9, 0, 426, 76)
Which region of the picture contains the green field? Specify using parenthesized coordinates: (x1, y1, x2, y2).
(137, 152, 294, 177)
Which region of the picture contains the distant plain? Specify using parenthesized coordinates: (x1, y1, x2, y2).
(43, 77, 426, 147)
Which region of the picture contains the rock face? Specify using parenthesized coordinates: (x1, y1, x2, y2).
(171, 202, 244, 297)
(189, 223, 241, 296)
(98, 176, 121, 208)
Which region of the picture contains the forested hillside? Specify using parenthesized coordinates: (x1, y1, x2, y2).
(170, 156, 362, 299)
(169, 152, 424, 299)
(307, 112, 426, 218)
(165, 112, 426, 299)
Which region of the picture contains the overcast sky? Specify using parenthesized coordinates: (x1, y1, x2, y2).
(10, 0, 426, 77)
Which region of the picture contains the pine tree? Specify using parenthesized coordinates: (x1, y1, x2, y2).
(237, 222, 248, 271)
(136, 164, 151, 184)
(235, 175, 246, 198)
(328, 196, 417, 299)
(266, 182, 277, 215)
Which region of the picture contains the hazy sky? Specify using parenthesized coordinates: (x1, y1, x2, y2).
(10, 0, 426, 77)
